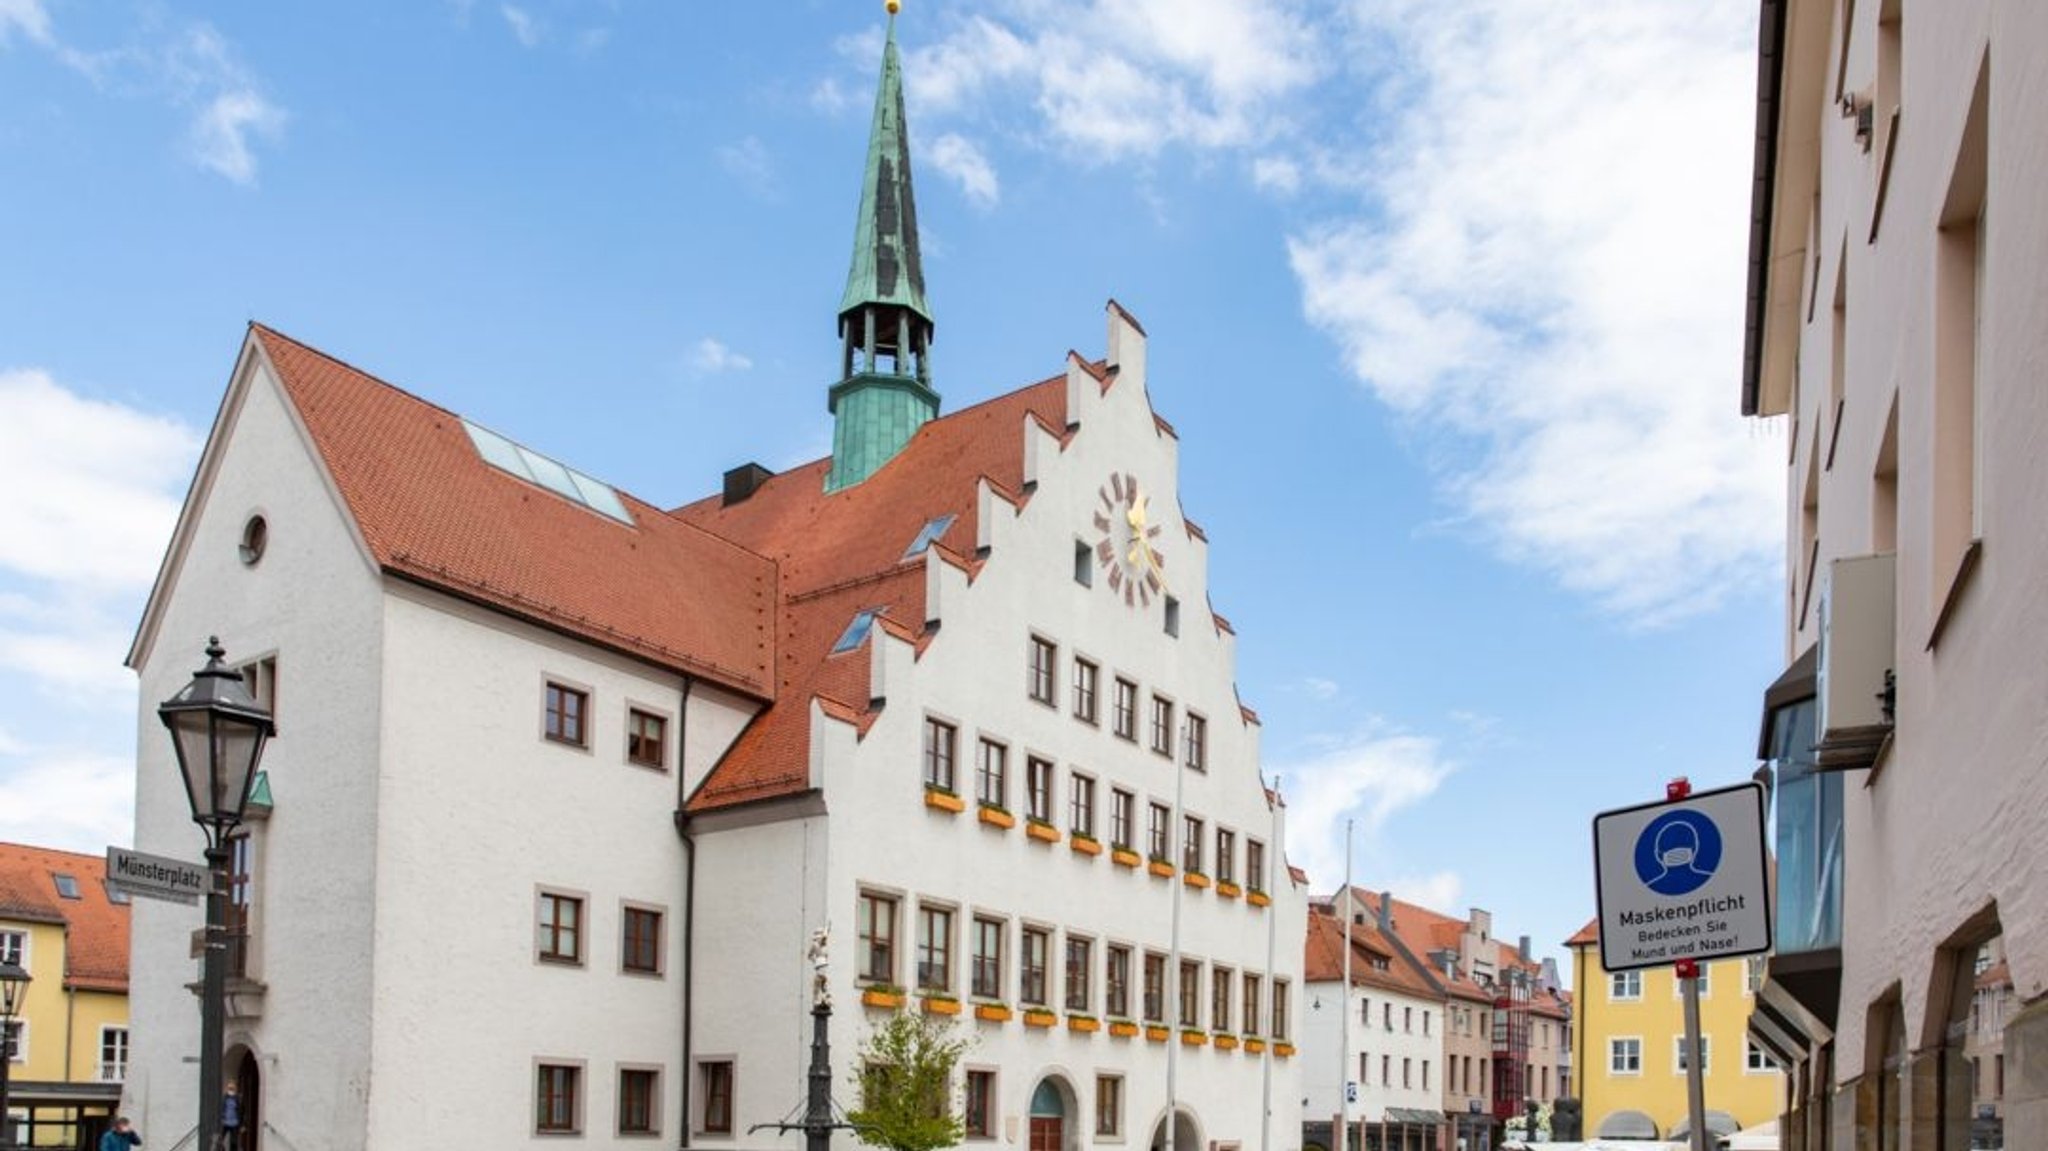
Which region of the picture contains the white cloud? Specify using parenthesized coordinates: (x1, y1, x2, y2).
(1298, 676, 1339, 701)
(190, 89, 286, 185)
(0, 0, 51, 46)
(717, 136, 776, 196)
(811, 77, 850, 116)
(1382, 870, 1463, 913)
(926, 133, 999, 208)
(0, 747, 137, 855)
(692, 339, 754, 375)
(1276, 724, 1456, 891)
(575, 27, 610, 55)
(501, 5, 541, 47)
(1252, 155, 1300, 196)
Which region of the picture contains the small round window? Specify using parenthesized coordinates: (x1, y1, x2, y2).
(239, 515, 268, 566)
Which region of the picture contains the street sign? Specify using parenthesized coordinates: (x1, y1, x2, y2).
(106, 846, 206, 905)
(1592, 782, 1771, 972)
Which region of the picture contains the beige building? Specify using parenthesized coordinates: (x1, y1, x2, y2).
(1740, 1, 2047, 1148)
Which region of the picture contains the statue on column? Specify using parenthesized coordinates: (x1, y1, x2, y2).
(809, 925, 832, 1008)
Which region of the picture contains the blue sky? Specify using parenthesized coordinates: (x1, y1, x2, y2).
(0, 0, 1784, 979)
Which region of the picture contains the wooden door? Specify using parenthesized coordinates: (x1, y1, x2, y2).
(1030, 1116, 1063, 1151)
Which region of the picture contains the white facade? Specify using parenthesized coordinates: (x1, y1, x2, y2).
(1302, 975, 1444, 1128)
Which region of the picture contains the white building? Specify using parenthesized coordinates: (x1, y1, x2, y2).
(123, 12, 1305, 1151)
(1300, 909, 1447, 1151)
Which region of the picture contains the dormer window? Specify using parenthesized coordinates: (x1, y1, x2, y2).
(833, 609, 882, 654)
(902, 514, 957, 560)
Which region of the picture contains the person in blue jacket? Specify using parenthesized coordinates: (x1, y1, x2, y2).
(98, 1116, 142, 1151)
(221, 1081, 244, 1149)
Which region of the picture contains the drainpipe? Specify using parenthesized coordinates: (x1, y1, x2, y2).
(673, 675, 697, 1151)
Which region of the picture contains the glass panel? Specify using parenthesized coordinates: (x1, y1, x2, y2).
(1769, 697, 1843, 952)
(464, 421, 531, 477)
(516, 444, 585, 502)
(834, 610, 880, 654)
(569, 469, 633, 521)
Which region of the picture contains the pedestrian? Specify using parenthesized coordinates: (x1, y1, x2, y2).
(99, 1116, 142, 1151)
(221, 1081, 244, 1150)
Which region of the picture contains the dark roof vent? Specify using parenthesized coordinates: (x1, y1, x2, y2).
(723, 462, 775, 506)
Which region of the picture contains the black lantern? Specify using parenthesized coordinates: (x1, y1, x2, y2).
(158, 637, 275, 841)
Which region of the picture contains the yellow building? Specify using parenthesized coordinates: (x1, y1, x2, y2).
(1567, 919, 1782, 1143)
(0, 842, 132, 1147)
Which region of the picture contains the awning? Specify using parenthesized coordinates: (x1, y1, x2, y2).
(4, 1080, 122, 1106)
(1669, 1110, 1741, 1139)
(1596, 1110, 1660, 1140)
(1387, 1109, 1444, 1125)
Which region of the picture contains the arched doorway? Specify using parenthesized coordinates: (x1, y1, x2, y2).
(1149, 1107, 1201, 1151)
(1029, 1077, 1077, 1151)
(225, 1044, 262, 1150)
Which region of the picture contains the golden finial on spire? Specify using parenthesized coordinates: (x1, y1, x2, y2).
(886, 0, 900, 13)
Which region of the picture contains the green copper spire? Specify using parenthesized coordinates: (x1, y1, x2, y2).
(828, 7, 938, 492)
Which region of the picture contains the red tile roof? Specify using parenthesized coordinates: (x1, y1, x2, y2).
(1566, 917, 1599, 947)
(0, 843, 129, 993)
(253, 326, 777, 697)
(672, 373, 1070, 811)
(1304, 911, 1442, 999)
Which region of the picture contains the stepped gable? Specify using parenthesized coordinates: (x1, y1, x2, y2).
(253, 326, 776, 697)
(1352, 888, 1497, 1003)
(1305, 910, 1443, 1000)
(0, 843, 129, 993)
(673, 371, 1073, 812)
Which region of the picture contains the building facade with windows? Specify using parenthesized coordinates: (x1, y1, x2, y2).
(1300, 907, 1447, 1151)
(0, 843, 131, 1147)
(1739, 1, 2047, 1148)
(1567, 921, 1782, 1143)
(122, 10, 1305, 1151)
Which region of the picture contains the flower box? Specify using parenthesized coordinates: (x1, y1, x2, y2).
(861, 987, 905, 1009)
(1215, 880, 1242, 899)
(1070, 835, 1102, 857)
(924, 788, 965, 813)
(1274, 1042, 1296, 1058)
(978, 805, 1016, 829)
(920, 996, 962, 1016)
(1022, 1009, 1058, 1029)
(1179, 1029, 1208, 1047)
(1182, 871, 1211, 890)
(1243, 1037, 1266, 1054)
(1110, 848, 1143, 869)
(1144, 1025, 1171, 1043)
(974, 1002, 1012, 1023)
(1147, 858, 1175, 879)
(1025, 820, 1061, 844)
(1213, 1033, 1239, 1050)
(1247, 889, 1272, 908)
(1067, 1014, 1099, 1034)
(1107, 1019, 1139, 1038)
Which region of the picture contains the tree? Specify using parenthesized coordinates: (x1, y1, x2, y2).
(849, 1009, 971, 1151)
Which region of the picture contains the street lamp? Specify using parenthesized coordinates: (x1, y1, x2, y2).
(158, 638, 274, 1151)
(0, 960, 30, 1150)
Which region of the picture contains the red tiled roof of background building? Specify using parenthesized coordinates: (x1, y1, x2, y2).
(1304, 910, 1442, 1000)
(1566, 917, 1600, 947)
(672, 373, 1071, 812)
(253, 326, 778, 698)
(0, 843, 129, 993)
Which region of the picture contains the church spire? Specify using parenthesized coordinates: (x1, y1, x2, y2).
(827, 1, 938, 492)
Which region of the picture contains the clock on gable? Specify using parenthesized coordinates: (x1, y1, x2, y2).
(1092, 471, 1167, 608)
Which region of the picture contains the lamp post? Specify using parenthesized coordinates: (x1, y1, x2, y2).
(158, 638, 274, 1151)
(0, 960, 30, 1151)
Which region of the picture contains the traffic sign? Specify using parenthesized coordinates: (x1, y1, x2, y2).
(1592, 782, 1771, 972)
(106, 846, 206, 905)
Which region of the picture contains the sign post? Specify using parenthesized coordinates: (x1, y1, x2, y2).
(1593, 777, 1771, 1151)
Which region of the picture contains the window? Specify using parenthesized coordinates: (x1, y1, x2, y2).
(1096, 1074, 1123, 1137)
(1272, 979, 1290, 1040)
(1384, 1003, 1393, 1030)
(966, 1069, 995, 1138)
(1747, 955, 1766, 995)
(699, 1061, 734, 1134)
(1073, 658, 1099, 722)
(972, 917, 1004, 999)
(1179, 960, 1201, 1028)
(1360, 1053, 1370, 1085)
(976, 739, 1008, 809)
(545, 681, 588, 746)
(1106, 946, 1132, 1018)
(0, 930, 24, 967)
(537, 891, 583, 964)
(1143, 953, 1167, 1022)
(1112, 678, 1138, 740)
(1182, 815, 1204, 874)
(1029, 636, 1057, 705)
(1026, 758, 1054, 823)
(832, 609, 880, 653)
(1, 1019, 20, 1064)
(1611, 1037, 1642, 1074)
(237, 654, 278, 713)
(537, 1062, 582, 1134)
(1148, 803, 1171, 860)
(1211, 965, 1232, 1032)
(1110, 790, 1135, 850)
(1423, 1059, 1431, 1091)
(1243, 974, 1261, 1036)
(923, 719, 957, 792)
(1184, 713, 1206, 771)
(1403, 1057, 1412, 1088)
(1424, 1010, 1432, 1036)
(858, 892, 898, 983)
(1747, 1041, 1774, 1073)
(1382, 1054, 1391, 1086)
(619, 1067, 660, 1135)
(226, 833, 254, 977)
(1150, 695, 1174, 756)
(1020, 928, 1049, 1005)
(917, 905, 953, 992)
(1674, 964, 1710, 998)
(1073, 540, 1093, 587)
(1070, 775, 1096, 839)
(1675, 1034, 1711, 1073)
(1215, 828, 1235, 884)
(1164, 595, 1180, 637)
(627, 709, 667, 769)
(98, 1026, 128, 1081)
(1404, 1006, 1413, 1033)
(1932, 61, 1987, 607)
(622, 906, 663, 975)
(1066, 936, 1093, 1012)
(904, 513, 956, 559)
(53, 873, 79, 899)
(1247, 840, 1266, 893)
(1610, 970, 1641, 1001)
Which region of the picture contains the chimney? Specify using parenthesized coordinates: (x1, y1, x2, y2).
(722, 462, 775, 506)
(1519, 935, 1532, 963)
(1377, 891, 1393, 931)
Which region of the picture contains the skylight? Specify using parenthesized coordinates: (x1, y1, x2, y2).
(832, 609, 882, 654)
(53, 873, 80, 899)
(462, 419, 634, 525)
(901, 513, 956, 560)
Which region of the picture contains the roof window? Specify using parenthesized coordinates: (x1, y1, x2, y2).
(901, 514, 957, 560)
(832, 609, 882, 654)
(53, 873, 80, 899)
(462, 419, 634, 525)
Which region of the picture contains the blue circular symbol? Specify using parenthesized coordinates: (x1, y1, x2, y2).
(1633, 809, 1722, 896)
